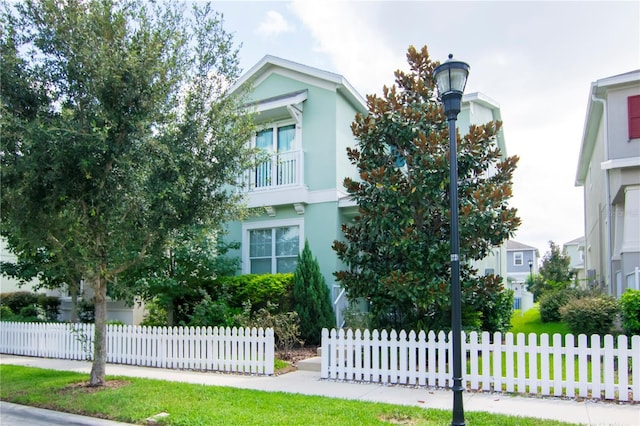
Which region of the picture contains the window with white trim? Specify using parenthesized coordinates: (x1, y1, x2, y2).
(243, 219, 303, 274)
(254, 121, 297, 188)
(513, 252, 523, 266)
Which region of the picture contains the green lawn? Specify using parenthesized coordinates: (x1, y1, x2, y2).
(0, 365, 574, 426)
(510, 305, 570, 338)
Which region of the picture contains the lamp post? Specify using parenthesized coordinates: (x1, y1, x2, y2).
(528, 259, 534, 284)
(434, 54, 470, 426)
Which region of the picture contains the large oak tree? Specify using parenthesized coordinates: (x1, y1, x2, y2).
(333, 46, 520, 332)
(1, 0, 255, 385)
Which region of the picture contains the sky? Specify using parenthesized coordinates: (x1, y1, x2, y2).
(211, 0, 640, 257)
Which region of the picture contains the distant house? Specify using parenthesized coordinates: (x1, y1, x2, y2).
(0, 239, 39, 294)
(224, 55, 513, 327)
(563, 236, 586, 285)
(575, 70, 640, 296)
(506, 240, 537, 312)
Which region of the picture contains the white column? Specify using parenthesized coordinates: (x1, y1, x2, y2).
(621, 185, 640, 254)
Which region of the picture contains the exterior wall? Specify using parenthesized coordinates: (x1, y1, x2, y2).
(506, 249, 537, 281)
(578, 73, 640, 295)
(0, 239, 39, 294)
(607, 87, 640, 159)
(335, 91, 360, 191)
(583, 113, 607, 290)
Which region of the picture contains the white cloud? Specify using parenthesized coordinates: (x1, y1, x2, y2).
(256, 10, 294, 37)
(289, 0, 405, 96)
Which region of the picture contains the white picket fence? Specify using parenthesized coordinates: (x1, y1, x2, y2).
(0, 322, 275, 375)
(321, 328, 640, 402)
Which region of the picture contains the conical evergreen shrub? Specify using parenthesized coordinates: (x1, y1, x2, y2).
(293, 241, 334, 345)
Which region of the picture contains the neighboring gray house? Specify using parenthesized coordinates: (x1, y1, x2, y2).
(563, 237, 586, 285)
(575, 70, 640, 296)
(506, 240, 538, 312)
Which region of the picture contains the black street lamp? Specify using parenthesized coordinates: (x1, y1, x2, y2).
(434, 54, 470, 426)
(528, 259, 534, 283)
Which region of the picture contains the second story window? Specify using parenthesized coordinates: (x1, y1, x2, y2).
(254, 123, 298, 188)
(629, 95, 640, 140)
(514, 252, 523, 266)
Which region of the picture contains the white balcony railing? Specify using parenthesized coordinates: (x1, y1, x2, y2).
(241, 150, 302, 191)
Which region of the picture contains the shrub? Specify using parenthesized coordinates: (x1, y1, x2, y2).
(560, 295, 619, 336)
(620, 289, 640, 335)
(189, 293, 243, 327)
(538, 287, 586, 323)
(247, 303, 303, 359)
(342, 302, 372, 331)
(78, 299, 95, 323)
(292, 241, 334, 345)
(478, 288, 514, 333)
(0, 291, 39, 313)
(37, 295, 60, 321)
(0, 305, 15, 321)
(218, 273, 294, 312)
(18, 305, 41, 322)
(141, 299, 169, 327)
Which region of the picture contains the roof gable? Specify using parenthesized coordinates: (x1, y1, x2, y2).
(506, 240, 537, 251)
(231, 55, 367, 114)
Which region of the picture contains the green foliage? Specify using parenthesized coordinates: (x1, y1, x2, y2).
(292, 241, 334, 345)
(620, 289, 640, 335)
(0, 305, 15, 321)
(342, 302, 373, 331)
(1, 0, 256, 385)
(333, 45, 520, 332)
(560, 295, 619, 336)
(36, 294, 60, 321)
(219, 273, 294, 312)
(77, 299, 95, 323)
(119, 227, 241, 326)
(0, 292, 38, 313)
(538, 288, 576, 323)
(538, 241, 574, 291)
(140, 299, 168, 327)
(18, 305, 41, 322)
(188, 293, 242, 328)
(0, 291, 59, 322)
(244, 302, 303, 358)
(525, 273, 548, 301)
(479, 288, 514, 333)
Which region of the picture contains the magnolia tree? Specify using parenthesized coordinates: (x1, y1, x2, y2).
(333, 46, 520, 332)
(1, 0, 255, 386)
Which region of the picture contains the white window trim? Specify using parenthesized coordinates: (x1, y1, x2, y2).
(513, 252, 523, 266)
(254, 119, 298, 151)
(242, 218, 305, 274)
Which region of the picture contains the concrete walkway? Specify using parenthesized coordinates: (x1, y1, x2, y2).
(1, 354, 638, 425)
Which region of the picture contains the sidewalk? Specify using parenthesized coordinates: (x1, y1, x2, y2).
(1, 354, 638, 425)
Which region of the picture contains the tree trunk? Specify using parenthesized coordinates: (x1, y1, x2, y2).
(166, 300, 174, 326)
(89, 276, 108, 386)
(69, 280, 79, 323)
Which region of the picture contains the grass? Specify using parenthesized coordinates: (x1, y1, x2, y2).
(509, 306, 570, 338)
(0, 364, 575, 426)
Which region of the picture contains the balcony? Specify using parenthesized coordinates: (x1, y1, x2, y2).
(239, 150, 309, 209)
(241, 150, 302, 191)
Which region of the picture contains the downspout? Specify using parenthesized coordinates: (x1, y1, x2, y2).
(591, 92, 613, 294)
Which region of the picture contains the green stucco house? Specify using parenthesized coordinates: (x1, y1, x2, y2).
(225, 56, 510, 327)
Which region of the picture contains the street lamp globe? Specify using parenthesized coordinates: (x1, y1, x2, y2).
(433, 54, 470, 119)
